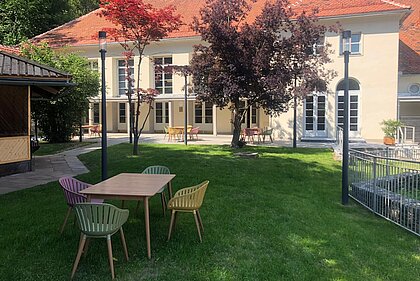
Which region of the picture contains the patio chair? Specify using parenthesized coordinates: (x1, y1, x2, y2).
(90, 125, 101, 137)
(167, 180, 209, 242)
(58, 177, 103, 234)
(261, 128, 273, 143)
(71, 203, 129, 280)
(136, 165, 171, 216)
(189, 127, 200, 140)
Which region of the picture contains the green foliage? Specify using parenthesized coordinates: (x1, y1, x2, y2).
(21, 42, 100, 143)
(0, 0, 99, 45)
(1, 145, 420, 280)
(381, 119, 403, 138)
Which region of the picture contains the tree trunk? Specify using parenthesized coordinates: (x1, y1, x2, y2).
(133, 133, 139, 155)
(231, 110, 242, 148)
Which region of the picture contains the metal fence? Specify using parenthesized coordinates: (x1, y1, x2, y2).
(349, 149, 420, 236)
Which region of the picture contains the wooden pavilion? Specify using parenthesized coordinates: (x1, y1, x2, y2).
(0, 49, 73, 176)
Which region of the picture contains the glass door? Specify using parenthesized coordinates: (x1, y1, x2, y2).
(304, 94, 327, 137)
(337, 90, 360, 138)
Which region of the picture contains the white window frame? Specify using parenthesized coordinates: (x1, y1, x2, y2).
(194, 102, 213, 124)
(154, 56, 173, 95)
(303, 93, 327, 137)
(119, 103, 126, 124)
(336, 90, 361, 138)
(340, 32, 362, 55)
(155, 102, 169, 124)
(117, 59, 134, 96)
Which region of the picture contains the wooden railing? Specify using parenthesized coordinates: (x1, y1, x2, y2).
(0, 136, 30, 164)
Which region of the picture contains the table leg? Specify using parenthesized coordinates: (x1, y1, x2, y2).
(144, 197, 151, 259)
(168, 180, 173, 199)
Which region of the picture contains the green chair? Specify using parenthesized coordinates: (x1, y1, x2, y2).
(261, 128, 273, 143)
(167, 181, 209, 242)
(71, 203, 129, 280)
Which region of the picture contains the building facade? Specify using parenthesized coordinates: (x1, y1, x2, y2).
(33, 0, 418, 143)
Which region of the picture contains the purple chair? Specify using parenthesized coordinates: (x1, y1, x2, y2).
(58, 177, 103, 234)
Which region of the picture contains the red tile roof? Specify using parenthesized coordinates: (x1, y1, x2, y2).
(396, 0, 420, 74)
(0, 45, 20, 55)
(33, 0, 410, 47)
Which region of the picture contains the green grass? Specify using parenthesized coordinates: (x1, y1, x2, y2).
(1, 144, 420, 281)
(34, 141, 93, 156)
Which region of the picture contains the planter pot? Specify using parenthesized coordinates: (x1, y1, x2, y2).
(383, 137, 395, 145)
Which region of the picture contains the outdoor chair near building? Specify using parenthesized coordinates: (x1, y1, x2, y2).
(58, 177, 103, 234)
(90, 125, 101, 137)
(261, 127, 274, 143)
(163, 126, 169, 140)
(71, 203, 129, 280)
(189, 127, 200, 140)
(167, 180, 209, 242)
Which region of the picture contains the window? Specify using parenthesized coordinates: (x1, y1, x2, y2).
(195, 102, 213, 124)
(154, 57, 173, 94)
(119, 103, 126, 123)
(195, 103, 203, 123)
(305, 95, 326, 132)
(93, 103, 100, 124)
(118, 59, 134, 96)
(155, 102, 169, 124)
(337, 95, 358, 131)
(251, 106, 257, 124)
(89, 60, 98, 71)
(205, 103, 213, 123)
(340, 33, 361, 54)
(313, 36, 325, 55)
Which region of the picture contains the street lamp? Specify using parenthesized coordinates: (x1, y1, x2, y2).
(342, 30, 351, 205)
(99, 31, 108, 181)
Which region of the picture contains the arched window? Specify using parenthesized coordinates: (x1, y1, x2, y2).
(336, 78, 360, 91)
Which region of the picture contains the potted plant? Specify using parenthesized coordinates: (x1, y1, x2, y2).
(381, 119, 403, 145)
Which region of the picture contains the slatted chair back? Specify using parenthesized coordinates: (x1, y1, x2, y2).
(59, 177, 91, 207)
(142, 165, 170, 175)
(74, 203, 129, 237)
(168, 180, 209, 210)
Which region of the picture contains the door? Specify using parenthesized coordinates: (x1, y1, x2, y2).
(337, 90, 360, 138)
(304, 94, 327, 137)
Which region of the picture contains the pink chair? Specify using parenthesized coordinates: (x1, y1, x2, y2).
(58, 177, 103, 234)
(189, 127, 200, 140)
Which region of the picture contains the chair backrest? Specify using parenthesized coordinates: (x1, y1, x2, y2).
(142, 165, 170, 175)
(59, 177, 91, 207)
(164, 126, 169, 133)
(169, 180, 209, 210)
(190, 127, 199, 134)
(244, 128, 253, 136)
(263, 128, 273, 135)
(74, 203, 129, 236)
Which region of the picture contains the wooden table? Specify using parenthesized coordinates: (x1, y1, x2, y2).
(80, 173, 175, 259)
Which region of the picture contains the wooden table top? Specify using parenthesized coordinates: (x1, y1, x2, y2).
(80, 173, 175, 197)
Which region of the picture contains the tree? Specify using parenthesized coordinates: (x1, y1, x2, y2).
(100, 0, 182, 155)
(190, 0, 336, 148)
(0, 0, 99, 46)
(21, 42, 100, 142)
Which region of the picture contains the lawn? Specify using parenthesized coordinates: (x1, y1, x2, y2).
(1, 144, 420, 281)
(34, 141, 93, 156)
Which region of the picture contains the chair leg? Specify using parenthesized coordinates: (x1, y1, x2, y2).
(193, 211, 203, 242)
(60, 206, 72, 234)
(167, 210, 176, 241)
(196, 210, 204, 232)
(120, 228, 129, 261)
(270, 135, 273, 143)
(71, 234, 87, 279)
(121, 200, 125, 209)
(106, 235, 115, 279)
(83, 238, 90, 257)
(160, 192, 166, 216)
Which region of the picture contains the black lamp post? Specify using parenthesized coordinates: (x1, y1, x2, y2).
(184, 74, 188, 145)
(99, 31, 108, 181)
(342, 30, 351, 205)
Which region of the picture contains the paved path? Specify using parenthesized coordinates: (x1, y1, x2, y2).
(0, 132, 348, 195)
(0, 136, 128, 195)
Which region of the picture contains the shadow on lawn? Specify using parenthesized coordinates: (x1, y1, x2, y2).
(1, 144, 420, 280)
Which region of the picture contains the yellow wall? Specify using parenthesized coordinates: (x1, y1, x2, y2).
(69, 13, 404, 139)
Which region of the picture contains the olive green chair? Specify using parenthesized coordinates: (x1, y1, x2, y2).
(167, 180, 209, 242)
(71, 203, 129, 280)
